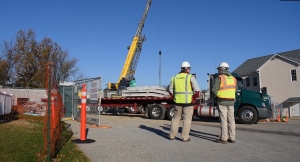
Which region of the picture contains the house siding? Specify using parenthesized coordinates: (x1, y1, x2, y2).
(259, 57, 300, 104)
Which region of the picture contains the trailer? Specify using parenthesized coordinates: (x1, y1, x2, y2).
(101, 96, 174, 120)
(95, 86, 200, 120)
(96, 96, 212, 122)
(90, 72, 272, 124)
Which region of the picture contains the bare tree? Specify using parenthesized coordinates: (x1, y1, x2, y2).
(0, 40, 15, 86)
(1, 29, 80, 88)
(0, 57, 9, 85)
(51, 49, 78, 83)
(70, 71, 85, 82)
(13, 29, 47, 87)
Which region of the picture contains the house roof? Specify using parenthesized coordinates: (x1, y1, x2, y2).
(233, 49, 300, 75)
(285, 97, 300, 103)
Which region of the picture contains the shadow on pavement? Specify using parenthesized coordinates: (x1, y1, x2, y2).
(139, 124, 219, 142)
(160, 124, 219, 142)
(86, 128, 89, 139)
(193, 117, 220, 123)
(193, 117, 243, 125)
(72, 139, 96, 144)
(139, 125, 170, 140)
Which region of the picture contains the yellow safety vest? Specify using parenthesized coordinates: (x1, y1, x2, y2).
(217, 75, 237, 99)
(172, 73, 193, 104)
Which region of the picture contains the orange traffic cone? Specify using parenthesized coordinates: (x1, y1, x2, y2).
(277, 109, 281, 122)
(286, 110, 289, 122)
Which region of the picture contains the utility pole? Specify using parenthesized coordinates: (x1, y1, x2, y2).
(159, 51, 161, 86)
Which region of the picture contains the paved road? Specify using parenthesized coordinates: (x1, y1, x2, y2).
(66, 114, 300, 162)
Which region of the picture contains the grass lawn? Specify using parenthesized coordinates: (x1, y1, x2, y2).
(0, 116, 90, 162)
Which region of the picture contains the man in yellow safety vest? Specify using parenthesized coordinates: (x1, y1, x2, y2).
(168, 61, 200, 142)
(212, 62, 238, 144)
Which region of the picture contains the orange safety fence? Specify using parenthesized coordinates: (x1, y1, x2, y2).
(40, 62, 65, 160)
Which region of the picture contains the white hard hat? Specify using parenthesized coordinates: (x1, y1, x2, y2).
(122, 75, 125, 78)
(181, 61, 191, 68)
(218, 62, 229, 69)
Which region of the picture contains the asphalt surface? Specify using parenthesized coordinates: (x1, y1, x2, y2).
(65, 114, 300, 162)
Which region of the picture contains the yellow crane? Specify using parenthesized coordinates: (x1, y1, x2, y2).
(107, 0, 152, 90)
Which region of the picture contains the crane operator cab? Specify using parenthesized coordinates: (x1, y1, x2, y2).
(118, 76, 128, 94)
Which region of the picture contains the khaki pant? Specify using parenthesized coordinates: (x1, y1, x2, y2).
(218, 104, 235, 141)
(169, 105, 194, 140)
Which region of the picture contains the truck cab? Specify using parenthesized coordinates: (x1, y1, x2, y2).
(203, 72, 272, 124)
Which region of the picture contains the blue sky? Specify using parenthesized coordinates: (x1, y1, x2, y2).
(1, 0, 299, 90)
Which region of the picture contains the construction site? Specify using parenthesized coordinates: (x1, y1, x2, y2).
(1, 0, 299, 162)
(2, 0, 294, 125)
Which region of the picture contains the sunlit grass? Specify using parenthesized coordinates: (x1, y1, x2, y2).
(0, 115, 90, 162)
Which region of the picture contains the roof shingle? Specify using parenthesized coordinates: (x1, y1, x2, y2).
(233, 49, 300, 75)
(285, 97, 300, 103)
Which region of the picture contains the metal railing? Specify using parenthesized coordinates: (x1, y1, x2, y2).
(270, 101, 283, 121)
(71, 77, 103, 126)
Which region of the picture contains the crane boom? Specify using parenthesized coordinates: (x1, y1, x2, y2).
(107, 0, 152, 90)
(135, 0, 152, 37)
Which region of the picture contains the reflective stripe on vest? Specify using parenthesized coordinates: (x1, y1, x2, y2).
(217, 75, 237, 99)
(172, 73, 193, 104)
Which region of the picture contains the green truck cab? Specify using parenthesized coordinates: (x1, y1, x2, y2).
(210, 72, 272, 124)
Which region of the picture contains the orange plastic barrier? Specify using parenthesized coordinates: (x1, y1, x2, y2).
(80, 83, 87, 140)
(286, 110, 289, 122)
(277, 109, 281, 122)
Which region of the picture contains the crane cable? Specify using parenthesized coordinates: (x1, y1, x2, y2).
(158, 0, 161, 51)
(158, 0, 162, 86)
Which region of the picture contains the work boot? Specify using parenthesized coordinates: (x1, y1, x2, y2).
(227, 139, 235, 143)
(216, 139, 227, 144)
(182, 138, 190, 142)
(169, 136, 175, 140)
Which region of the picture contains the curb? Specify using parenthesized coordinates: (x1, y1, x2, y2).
(62, 117, 73, 121)
(88, 125, 112, 129)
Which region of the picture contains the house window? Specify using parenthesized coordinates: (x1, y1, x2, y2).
(291, 69, 297, 81)
(253, 77, 258, 86)
(246, 78, 250, 87)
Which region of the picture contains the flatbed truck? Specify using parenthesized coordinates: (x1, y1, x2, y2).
(84, 72, 272, 124)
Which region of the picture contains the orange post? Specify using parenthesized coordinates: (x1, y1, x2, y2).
(286, 110, 289, 122)
(277, 109, 281, 122)
(51, 95, 55, 129)
(80, 83, 87, 140)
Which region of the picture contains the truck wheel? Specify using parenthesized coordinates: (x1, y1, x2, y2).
(238, 106, 258, 124)
(166, 105, 176, 120)
(149, 104, 166, 120)
(86, 106, 93, 114)
(96, 106, 107, 113)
